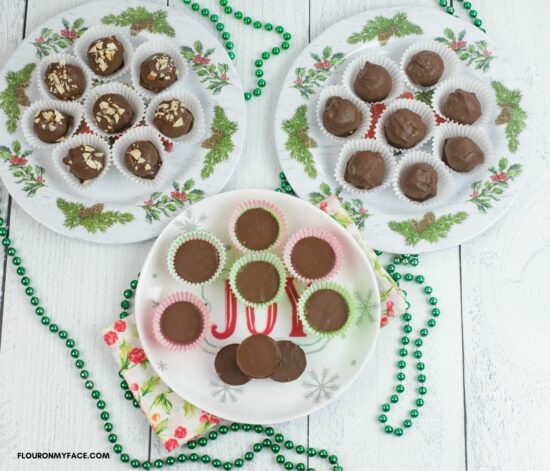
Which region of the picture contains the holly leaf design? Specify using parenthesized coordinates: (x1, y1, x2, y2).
(140, 376, 161, 396)
(282, 105, 317, 178)
(151, 392, 173, 415)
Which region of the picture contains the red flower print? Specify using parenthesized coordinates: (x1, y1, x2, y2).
(170, 191, 187, 203)
(10, 156, 27, 166)
(36, 176, 45, 184)
(164, 438, 178, 452)
(128, 347, 147, 364)
(450, 40, 467, 51)
(385, 300, 395, 318)
(36, 36, 45, 44)
(314, 60, 332, 70)
(199, 413, 221, 425)
(103, 331, 118, 346)
(319, 201, 328, 213)
(491, 172, 509, 183)
(174, 426, 187, 439)
(470, 191, 480, 199)
(60, 29, 77, 40)
(130, 383, 139, 392)
(193, 55, 210, 65)
(144, 199, 153, 207)
(114, 320, 126, 332)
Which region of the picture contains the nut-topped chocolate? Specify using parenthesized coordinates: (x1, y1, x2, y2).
(305, 289, 349, 332)
(236, 334, 281, 379)
(153, 99, 194, 138)
(290, 236, 335, 280)
(405, 51, 444, 87)
(62, 144, 105, 183)
(87, 36, 125, 76)
(174, 239, 220, 284)
(235, 261, 280, 304)
(400, 162, 438, 202)
(443, 89, 481, 125)
(140, 53, 179, 92)
(44, 61, 85, 101)
(235, 208, 280, 251)
(384, 108, 427, 149)
(322, 96, 362, 137)
(443, 136, 484, 172)
(92, 93, 134, 134)
(124, 140, 162, 180)
(33, 109, 72, 143)
(353, 61, 393, 102)
(160, 301, 204, 346)
(344, 151, 385, 190)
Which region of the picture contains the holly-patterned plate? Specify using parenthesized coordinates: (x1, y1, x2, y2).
(274, 6, 532, 253)
(134, 189, 380, 424)
(0, 0, 245, 243)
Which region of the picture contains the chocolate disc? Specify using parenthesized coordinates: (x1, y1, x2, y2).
(153, 99, 194, 138)
(400, 162, 438, 202)
(384, 108, 427, 149)
(215, 344, 251, 386)
(124, 140, 162, 180)
(174, 239, 220, 283)
(443, 136, 484, 172)
(322, 96, 362, 137)
(160, 301, 204, 345)
(270, 341, 307, 383)
(353, 61, 393, 102)
(87, 36, 125, 76)
(236, 334, 281, 379)
(290, 237, 335, 280)
(344, 151, 385, 190)
(235, 208, 279, 251)
(140, 53, 179, 92)
(405, 51, 444, 87)
(44, 62, 85, 101)
(305, 289, 349, 332)
(235, 261, 280, 304)
(443, 89, 481, 125)
(62, 144, 105, 183)
(33, 109, 71, 143)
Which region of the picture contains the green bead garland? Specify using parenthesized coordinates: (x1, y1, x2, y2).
(438, 0, 486, 32)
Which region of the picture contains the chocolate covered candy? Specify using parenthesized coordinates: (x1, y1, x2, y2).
(443, 89, 481, 125)
(87, 36, 124, 76)
(405, 51, 444, 87)
(384, 108, 427, 149)
(153, 99, 194, 138)
(33, 109, 71, 143)
(235, 208, 279, 251)
(236, 334, 281, 379)
(235, 261, 280, 304)
(215, 344, 251, 386)
(124, 140, 162, 180)
(290, 236, 335, 280)
(92, 93, 134, 134)
(344, 151, 385, 190)
(44, 62, 85, 101)
(400, 162, 438, 202)
(174, 239, 220, 284)
(305, 289, 349, 332)
(443, 136, 484, 172)
(270, 341, 307, 383)
(140, 53, 179, 92)
(62, 144, 105, 183)
(353, 61, 393, 102)
(160, 301, 204, 346)
(322, 96, 362, 137)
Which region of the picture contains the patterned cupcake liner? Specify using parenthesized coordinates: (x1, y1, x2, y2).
(315, 85, 371, 143)
(334, 138, 397, 196)
(21, 100, 83, 150)
(152, 291, 210, 352)
(374, 98, 436, 153)
(392, 151, 454, 209)
(400, 40, 461, 92)
(297, 280, 357, 340)
(432, 76, 493, 127)
(83, 82, 146, 139)
(52, 133, 112, 191)
(145, 90, 206, 145)
(73, 25, 134, 82)
(111, 125, 168, 188)
(131, 38, 188, 101)
(228, 252, 287, 309)
(167, 231, 227, 287)
(228, 199, 287, 254)
(432, 123, 494, 178)
(283, 227, 343, 284)
(342, 52, 405, 105)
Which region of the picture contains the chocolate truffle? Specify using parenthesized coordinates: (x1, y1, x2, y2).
(344, 151, 385, 190)
(140, 53, 179, 92)
(124, 140, 162, 180)
(174, 239, 220, 284)
(87, 36, 125, 76)
(92, 93, 134, 134)
(160, 301, 204, 346)
(33, 109, 72, 143)
(443, 136, 484, 172)
(384, 108, 427, 149)
(236, 261, 280, 304)
(443, 89, 481, 125)
(270, 341, 307, 383)
(236, 334, 281, 379)
(215, 344, 251, 386)
(322, 96, 362, 137)
(400, 162, 438, 202)
(405, 51, 444, 87)
(353, 61, 393, 103)
(44, 61, 85, 101)
(291, 237, 335, 280)
(62, 144, 105, 183)
(235, 208, 279, 251)
(306, 289, 349, 332)
(153, 99, 194, 138)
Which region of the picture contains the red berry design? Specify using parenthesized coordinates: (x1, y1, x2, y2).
(103, 331, 118, 346)
(164, 438, 178, 452)
(174, 426, 187, 439)
(128, 347, 147, 364)
(114, 320, 126, 332)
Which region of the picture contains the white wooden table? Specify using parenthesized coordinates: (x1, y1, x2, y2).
(0, 1, 549, 470)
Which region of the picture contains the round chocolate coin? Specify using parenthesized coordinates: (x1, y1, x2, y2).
(215, 344, 251, 386)
(160, 301, 204, 345)
(174, 239, 220, 284)
(305, 289, 349, 332)
(236, 334, 281, 379)
(235, 261, 280, 304)
(270, 341, 307, 383)
(290, 236, 335, 280)
(235, 208, 280, 251)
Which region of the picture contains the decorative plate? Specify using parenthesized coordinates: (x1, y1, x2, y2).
(0, 0, 245, 243)
(274, 6, 532, 253)
(134, 189, 380, 424)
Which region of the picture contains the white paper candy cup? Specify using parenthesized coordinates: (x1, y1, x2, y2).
(315, 85, 371, 143)
(52, 133, 111, 191)
(400, 40, 461, 91)
(111, 125, 168, 189)
(432, 123, 494, 178)
(334, 139, 397, 195)
(145, 90, 206, 145)
(131, 39, 188, 100)
(432, 77, 493, 127)
(74, 25, 134, 81)
(37, 53, 91, 103)
(83, 82, 145, 139)
(375, 98, 436, 152)
(392, 151, 454, 209)
(342, 52, 405, 105)
(21, 100, 83, 150)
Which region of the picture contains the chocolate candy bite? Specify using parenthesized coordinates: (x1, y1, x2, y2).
(322, 96, 362, 137)
(92, 93, 134, 134)
(153, 99, 194, 138)
(160, 301, 204, 346)
(290, 236, 335, 280)
(400, 162, 438, 202)
(174, 239, 220, 284)
(215, 344, 251, 386)
(62, 144, 105, 183)
(236, 334, 281, 379)
(353, 61, 393, 102)
(270, 340, 307, 383)
(405, 51, 444, 87)
(140, 53, 179, 92)
(33, 109, 71, 143)
(87, 36, 125, 76)
(124, 140, 162, 180)
(44, 62, 85, 101)
(235, 208, 279, 251)
(235, 261, 280, 304)
(306, 289, 349, 333)
(344, 151, 385, 190)
(384, 108, 427, 149)
(443, 89, 481, 125)
(443, 136, 484, 172)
